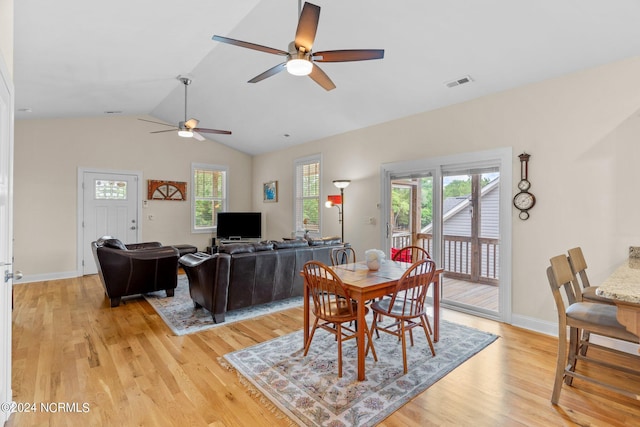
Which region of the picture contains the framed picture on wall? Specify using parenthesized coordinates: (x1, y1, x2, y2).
(263, 180, 278, 203)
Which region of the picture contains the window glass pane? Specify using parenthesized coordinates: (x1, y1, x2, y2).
(195, 200, 213, 228)
(193, 166, 226, 231)
(303, 198, 319, 232)
(95, 180, 127, 200)
(295, 157, 321, 235)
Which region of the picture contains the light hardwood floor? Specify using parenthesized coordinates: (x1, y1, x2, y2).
(8, 275, 640, 426)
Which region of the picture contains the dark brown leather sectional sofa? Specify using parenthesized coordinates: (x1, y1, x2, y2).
(179, 238, 342, 323)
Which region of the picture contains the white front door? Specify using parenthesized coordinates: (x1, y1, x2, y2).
(80, 170, 141, 275)
(0, 55, 14, 423)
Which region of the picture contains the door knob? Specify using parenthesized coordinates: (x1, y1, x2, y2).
(130, 226, 136, 230)
(5, 270, 23, 283)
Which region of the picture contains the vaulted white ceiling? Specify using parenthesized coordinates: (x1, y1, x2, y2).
(14, 0, 640, 155)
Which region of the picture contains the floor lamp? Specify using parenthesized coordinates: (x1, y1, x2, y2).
(327, 180, 350, 243)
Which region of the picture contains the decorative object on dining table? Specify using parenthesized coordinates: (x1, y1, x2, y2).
(221, 318, 498, 427)
(262, 180, 278, 202)
(513, 152, 535, 220)
(364, 249, 385, 271)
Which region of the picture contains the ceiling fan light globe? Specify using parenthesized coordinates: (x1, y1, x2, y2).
(287, 59, 313, 76)
(178, 130, 194, 138)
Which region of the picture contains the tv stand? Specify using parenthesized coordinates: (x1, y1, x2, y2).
(219, 238, 261, 244)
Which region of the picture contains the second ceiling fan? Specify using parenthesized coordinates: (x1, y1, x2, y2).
(139, 76, 231, 140)
(212, 1, 384, 91)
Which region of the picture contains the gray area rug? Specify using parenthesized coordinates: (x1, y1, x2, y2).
(144, 275, 304, 335)
(223, 319, 498, 426)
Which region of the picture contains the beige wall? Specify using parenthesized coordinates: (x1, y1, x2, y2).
(13, 56, 640, 331)
(253, 56, 640, 329)
(0, 0, 13, 77)
(14, 115, 252, 279)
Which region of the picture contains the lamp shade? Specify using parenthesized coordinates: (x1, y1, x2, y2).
(327, 195, 342, 205)
(333, 180, 351, 189)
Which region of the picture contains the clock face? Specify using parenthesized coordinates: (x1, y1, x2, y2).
(517, 179, 531, 191)
(513, 191, 535, 210)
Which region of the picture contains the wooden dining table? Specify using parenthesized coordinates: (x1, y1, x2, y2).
(596, 258, 640, 346)
(302, 260, 443, 381)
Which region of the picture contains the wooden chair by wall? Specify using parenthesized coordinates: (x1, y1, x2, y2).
(370, 258, 437, 374)
(567, 247, 614, 305)
(546, 254, 640, 404)
(567, 247, 616, 356)
(301, 261, 377, 377)
(392, 245, 430, 263)
(331, 247, 356, 266)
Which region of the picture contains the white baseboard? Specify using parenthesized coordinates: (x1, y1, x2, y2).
(16, 270, 80, 284)
(511, 313, 640, 354)
(511, 313, 557, 337)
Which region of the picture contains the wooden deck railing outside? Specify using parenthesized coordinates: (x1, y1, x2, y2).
(392, 232, 499, 285)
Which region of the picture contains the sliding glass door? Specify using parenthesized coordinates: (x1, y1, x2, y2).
(440, 167, 500, 315)
(381, 149, 512, 321)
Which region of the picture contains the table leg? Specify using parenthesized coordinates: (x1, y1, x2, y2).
(303, 281, 309, 347)
(616, 303, 640, 353)
(356, 294, 366, 381)
(433, 272, 440, 342)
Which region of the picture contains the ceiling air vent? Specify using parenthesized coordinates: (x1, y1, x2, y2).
(445, 75, 473, 88)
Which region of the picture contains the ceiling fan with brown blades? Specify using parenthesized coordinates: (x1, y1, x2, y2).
(212, 1, 384, 91)
(139, 76, 231, 140)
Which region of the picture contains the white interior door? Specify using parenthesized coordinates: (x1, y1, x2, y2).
(80, 170, 140, 275)
(0, 55, 14, 423)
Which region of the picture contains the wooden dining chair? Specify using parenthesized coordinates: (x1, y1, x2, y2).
(391, 245, 431, 263)
(330, 247, 356, 266)
(387, 245, 433, 332)
(546, 254, 640, 404)
(567, 247, 614, 305)
(302, 260, 377, 377)
(370, 258, 437, 374)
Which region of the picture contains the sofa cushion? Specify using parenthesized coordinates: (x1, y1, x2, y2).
(307, 236, 342, 246)
(103, 238, 128, 250)
(253, 241, 275, 252)
(219, 243, 255, 254)
(272, 239, 309, 249)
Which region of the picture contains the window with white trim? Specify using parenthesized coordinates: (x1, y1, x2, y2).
(294, 155, 321, 237)
(191, 163, 227, 233)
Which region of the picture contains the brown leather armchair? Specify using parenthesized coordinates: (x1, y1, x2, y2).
(92, 237, 180, 307)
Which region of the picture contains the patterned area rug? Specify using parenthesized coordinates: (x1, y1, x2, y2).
(223, 319, 498, 426)
(143, 275, 304, 336)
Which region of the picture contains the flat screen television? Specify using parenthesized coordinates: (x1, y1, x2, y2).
(216, 212, 262, 241)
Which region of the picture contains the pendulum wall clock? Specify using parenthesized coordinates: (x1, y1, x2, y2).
(513, 153, 535, 220)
